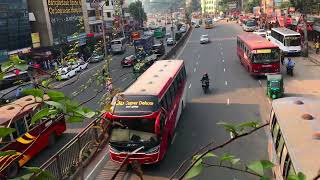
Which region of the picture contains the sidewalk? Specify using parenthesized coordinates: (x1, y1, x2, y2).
(284, 55, 320, 98)
(307, 41, 320, 65)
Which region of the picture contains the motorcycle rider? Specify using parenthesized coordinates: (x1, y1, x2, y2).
(286, 58, 295, 75)
(201, 73, 210, 87)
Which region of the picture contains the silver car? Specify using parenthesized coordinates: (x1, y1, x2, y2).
(200, 34, 209, 44)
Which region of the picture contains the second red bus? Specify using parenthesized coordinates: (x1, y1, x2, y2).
(237, 33, 280, 76)
(104, 60, 187, 164)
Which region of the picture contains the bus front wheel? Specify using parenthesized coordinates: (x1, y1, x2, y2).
(6, 161, 19, 178)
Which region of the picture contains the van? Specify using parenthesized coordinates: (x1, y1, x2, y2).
(111, 37, 126, 54)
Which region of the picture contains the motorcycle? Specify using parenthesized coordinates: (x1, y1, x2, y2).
(201, 79, 209, 94)
(286, 65, 294, 76)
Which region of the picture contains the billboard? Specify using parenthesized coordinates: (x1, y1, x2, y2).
(47, 0, 84, 44)
(31, 33, 41, 48)
(253, 6, 261, 16)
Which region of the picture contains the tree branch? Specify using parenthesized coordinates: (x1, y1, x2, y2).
(202, 162, 263, 178)
(172, 123, 269, 180)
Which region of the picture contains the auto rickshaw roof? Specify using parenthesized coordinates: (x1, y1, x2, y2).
(267, 74, 282, 81)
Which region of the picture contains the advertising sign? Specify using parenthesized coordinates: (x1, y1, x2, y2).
(253, 6, 261, 16)
(228, 3, 237, 10)
(47, 0, 84, 43)
(31, 33, 41, 48)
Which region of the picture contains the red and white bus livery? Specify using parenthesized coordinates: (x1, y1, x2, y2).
(237, 33, 280, 76)
(104, 60, 187, 164)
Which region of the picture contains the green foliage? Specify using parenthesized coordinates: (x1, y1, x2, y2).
(0, 127, 16, 138)
(128, 1, 147, 22)
(185, 160, 204, 179)
(22, 89, 44, 99)
(219, 153, 240, 165)
(217, 121, 259, 137)
(31, 108, 58, 124)
(47, 90, 65, 101)
(247, 160, 274, 176)
(288, 172, 307, 180)
(18, 167, 56, 180)
(245, 0, 260, 13)
(0, 150, 17, 156)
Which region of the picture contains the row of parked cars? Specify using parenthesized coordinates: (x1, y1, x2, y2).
(56, 52, 105, 80)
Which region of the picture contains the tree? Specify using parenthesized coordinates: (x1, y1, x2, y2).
(245, 0, 260, 13)
(190, 0, 201, 12)
(128, 1, 147, 26)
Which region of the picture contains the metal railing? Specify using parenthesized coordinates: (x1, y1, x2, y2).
(40, 118, 105, 180)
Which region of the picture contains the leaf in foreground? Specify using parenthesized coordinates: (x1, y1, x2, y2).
(31, 108, 58, 124)
(287, 172, 307, 180)
(23, 167, 56, 180)
(47, 90, 65, 101)
(185, 161, 204, 179)
(0, 150, 16, 156)
(247, 160, 274, 176)
(0, 127, 16, 138)
(22, 88, 44, 98)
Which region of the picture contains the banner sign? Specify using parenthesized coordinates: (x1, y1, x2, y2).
(47, 0, 84, 43)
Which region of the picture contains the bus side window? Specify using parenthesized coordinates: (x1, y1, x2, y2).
(282, 151, 293, 178)
(275, 130, 282, 151)
(277, 135, 285, 159)
(270, 111, 277, 135)
(173, 78, 178, 93)
(15, 118, 28, 136)
(182, 66, 186, 80)
(272, 122, 280, 142)
(10, 122, 19, 139)
(165, 90, 172, 109)
(287, 162, 296, 177)
(169, 85, 175, 101)
(160, 98, 168, 111)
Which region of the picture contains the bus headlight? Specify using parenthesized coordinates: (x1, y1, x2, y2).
(145, 145, 160, 154)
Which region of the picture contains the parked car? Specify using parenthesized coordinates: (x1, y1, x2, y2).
(57, 67, 76, 80)
(152, 43, 165, 57)
(67, 61, 81, 72)
(195, 24, 200, 28)
(121, 55, 137, 67)
(180, 26, 187, 33)
(200, 34, 209, 44)
(79, 60, 88, 70)
(88, 53, 104, 63)
(166, 37, 175, 46)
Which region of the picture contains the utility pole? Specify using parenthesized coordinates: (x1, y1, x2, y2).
(301, 13, 309, 57)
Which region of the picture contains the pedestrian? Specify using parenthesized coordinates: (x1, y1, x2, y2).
(315, 40, 320, 54)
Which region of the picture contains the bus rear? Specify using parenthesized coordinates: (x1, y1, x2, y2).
(205, 18, 213, 29)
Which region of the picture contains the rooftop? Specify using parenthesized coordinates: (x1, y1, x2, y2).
(238, 33, 278, 50)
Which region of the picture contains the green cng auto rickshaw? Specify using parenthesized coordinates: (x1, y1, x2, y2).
(266, 74, 284, 99)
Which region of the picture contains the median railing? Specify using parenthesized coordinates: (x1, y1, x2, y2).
(40, 118, 107, 179)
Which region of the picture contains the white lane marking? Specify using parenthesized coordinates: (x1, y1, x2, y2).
(198, 54, 200, 59)
(177, 27, 193, 58)
(85, 152, 108, 179)
(189, 83, 192, 89)
(259, 80, 262, 85)
(221, 51, 223, 55)
(111, 69, 117, 72)
(227, 98, 230, 105)
(222, 59, 225, 62)
(196, 61, 199, 65)
(225, 81, 228, 86)
(193, 68, 196, 72)
(172, 133, 177, 145)
(121, 77, 127, 82)
(224, 68, 226, 72)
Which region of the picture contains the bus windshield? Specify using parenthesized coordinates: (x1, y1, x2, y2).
(253, 49, 279, 63)
(111, 41, 121, 45)
(284, 36, 300, 46)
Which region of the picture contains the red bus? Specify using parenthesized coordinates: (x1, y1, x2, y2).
(237, 33, 280, 76)
(104, 60, 187, 164)
(0, 95, 66, 178)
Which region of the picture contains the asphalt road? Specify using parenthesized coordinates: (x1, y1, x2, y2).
(136, 22, 272, 179)
(25, 35, 175, 169)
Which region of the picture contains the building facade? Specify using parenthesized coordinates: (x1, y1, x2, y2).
(28, 0, 86, 46)
(0, 0, 32, 61)
(201, 0, 219, 14)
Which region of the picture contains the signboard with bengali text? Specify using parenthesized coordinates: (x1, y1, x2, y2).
(47, 0, 84, 43)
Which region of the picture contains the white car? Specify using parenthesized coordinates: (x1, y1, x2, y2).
(67, 61, 81, 72)
(200, 34, 209, 44)
(253, 29, 267, 38)
(79, 60, 88, 70)
(57, 67, 76, 80)
(166, 37, 175, 46)
(180, 26, 187, 33)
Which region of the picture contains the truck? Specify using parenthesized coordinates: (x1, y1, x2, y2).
(154, 27, 166, 38)
(131, 31, 141, 41)
(133, 35, 155, 54)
